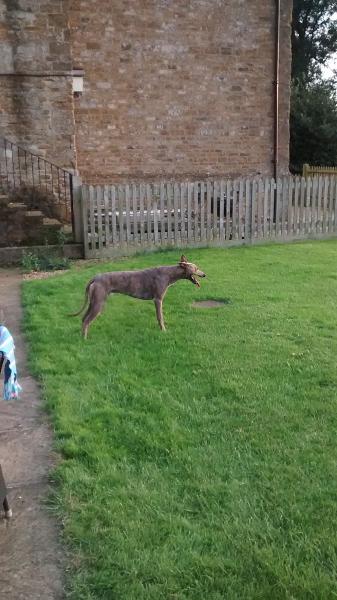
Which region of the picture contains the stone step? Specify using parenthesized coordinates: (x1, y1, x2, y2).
(24, 210, 44, 218)
(8, 202, 28, 211)
(42, 217, 62, 226)
(62, 224, 72, 235)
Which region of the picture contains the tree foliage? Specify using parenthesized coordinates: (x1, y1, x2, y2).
(290, 81, 337, 171)
(290, 0, 337, 170)
(292, 0, 337, 82)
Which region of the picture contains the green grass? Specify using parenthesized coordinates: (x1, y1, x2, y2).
(22, 241, 337, 599)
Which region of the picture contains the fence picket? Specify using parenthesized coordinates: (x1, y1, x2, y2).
(166, 183, 172, 244)
(125, 184, 131, 244)
(139, 183, 145, 245)
(310, 177, 315, 235)
(304, 177, 310, 235)
(226, 180, 231, 241)
(333, 177, 337, 233)
(198, 182, 204, 242)
(293, 177, 299, 236)
(110, 186, 117, 245)
(310, 177, 315, 234)
(317, 176, 323, 234)
(251, 180, 258, 242)
(145, 184, 151, 243)
(220, 180, 225, 241)
(89, 185, 96, 253)
(257, 179, 263, 240)
(287, 177, 293, 238)
(328, 176, 334, 233)
(80, 175, 337, 258)
(159, 183, 165, 243)
(97, 186, 104, 251)
(312, 177, 319, 234)
(187, 183, 192, 241)
(268, 178, 276, 240)
(315, 176, 320, 234)
(173, 183, 179, 245)
(322, 176, 328, 234)
(213, 181, 218, 239)
(103, 185, 110, 247)
(206, 181, 212, 241)
(82, 185, 89, 256)
(193, 182, 199, 242)
(153, 184, 159, 244)
(232, 180, 238, 240)
(238, 180, 243, 241)
(132, 184, 138, 244)
(274, 178, 280, 238)
(281, 177, 287, 239)
(298, 178, 304, 237)
(245, 179, 251, 242)
(263, 178, 269, 239)
(181, 183, 186, 243)
(118, 186, 125, 247)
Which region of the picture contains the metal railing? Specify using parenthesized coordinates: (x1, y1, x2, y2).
(0, 137, 74, 227)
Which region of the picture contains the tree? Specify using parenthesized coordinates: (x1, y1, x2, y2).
(290, 1, 337, 170)
(290, 80, 337, 171)
(292, 0, 337, 82)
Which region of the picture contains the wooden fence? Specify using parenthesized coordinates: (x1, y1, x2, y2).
(303, 164, 337, 177)
(80, 176, 337, 258)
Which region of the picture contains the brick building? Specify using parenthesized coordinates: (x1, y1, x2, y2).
(0, 0, 292, 184)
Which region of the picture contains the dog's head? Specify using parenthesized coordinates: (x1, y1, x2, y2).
(179, 255, 206, 287)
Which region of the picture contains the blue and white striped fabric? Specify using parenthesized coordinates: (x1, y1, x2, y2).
(0, 326, 21, 401)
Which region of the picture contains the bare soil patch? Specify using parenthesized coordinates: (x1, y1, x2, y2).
(192, 299, 230, 308)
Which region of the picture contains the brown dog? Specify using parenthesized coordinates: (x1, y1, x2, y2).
(71, 255, 206, 338)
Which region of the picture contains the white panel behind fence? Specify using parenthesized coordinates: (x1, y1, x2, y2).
(81, 176, 337, 258)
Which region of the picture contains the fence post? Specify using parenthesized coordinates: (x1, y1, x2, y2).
(303, 164, 309, 178)
(72, 175, 83, 243)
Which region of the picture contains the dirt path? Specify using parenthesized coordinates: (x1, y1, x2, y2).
(0, 269, 64, 599)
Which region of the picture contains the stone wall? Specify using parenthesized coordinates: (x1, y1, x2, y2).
(0, 0, 76, 169)
(69, 0, 292, 183)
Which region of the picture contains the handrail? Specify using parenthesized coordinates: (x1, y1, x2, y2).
(0, 136, 74, 227)
(1, 137, 73, 175)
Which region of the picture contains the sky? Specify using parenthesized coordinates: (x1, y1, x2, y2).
(322, 13, 337, 81)
(322, 54, 337, 80)
(320, 12, 337, 82)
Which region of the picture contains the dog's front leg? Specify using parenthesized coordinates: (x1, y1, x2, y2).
(154, 298, 166, 331)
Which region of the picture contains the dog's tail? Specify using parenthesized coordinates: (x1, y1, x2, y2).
(68, 279, 94, 317)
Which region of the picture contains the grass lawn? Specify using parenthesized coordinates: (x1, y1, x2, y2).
(22, 241, 337, 599)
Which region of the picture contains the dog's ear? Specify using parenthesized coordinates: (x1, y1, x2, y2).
(180, 254, 188, 264)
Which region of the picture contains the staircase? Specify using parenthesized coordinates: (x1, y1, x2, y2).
(0, 137, 74, 247)
(0, 191, 63, 247)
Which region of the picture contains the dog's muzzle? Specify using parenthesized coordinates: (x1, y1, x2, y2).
(190, 272, 205, 287)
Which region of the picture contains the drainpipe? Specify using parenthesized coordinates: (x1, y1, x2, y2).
(273, 0, 281, 181)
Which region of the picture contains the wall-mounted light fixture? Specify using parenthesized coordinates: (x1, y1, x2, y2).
(72, 68, 84, 97)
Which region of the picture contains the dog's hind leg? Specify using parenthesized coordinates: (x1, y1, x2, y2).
(154, 298, 166, 331)
(82, 303, 103, 339)
(82, 284, 107, 339)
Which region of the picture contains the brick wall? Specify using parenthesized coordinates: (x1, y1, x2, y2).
(0, 0, 292, 183)
(69, 0, 292, 183)
(0, 0, 75, 168)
